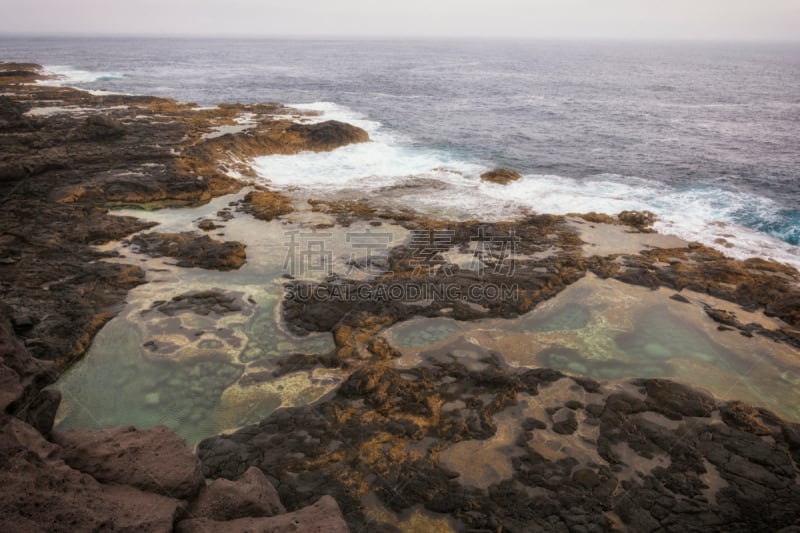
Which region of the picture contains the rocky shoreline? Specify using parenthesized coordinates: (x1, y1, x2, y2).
(2, 62, 800, 531)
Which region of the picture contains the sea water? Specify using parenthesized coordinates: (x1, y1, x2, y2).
(2, 36, 798, 265)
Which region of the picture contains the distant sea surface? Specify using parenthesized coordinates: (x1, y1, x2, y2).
(2, 37, 798, 266)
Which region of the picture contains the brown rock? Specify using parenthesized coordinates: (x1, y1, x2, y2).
(177, 495, 349, 533)
(130, 231, 246, 270)
(480, 167, 522, 185)
(618, 210, 657, 231)
(197, 219, 221, 231)
(53, 424, 205, 499)
(17, 388, 61, 437)
(240, 190, 294, 221)
(0, 312, 52, 412)
(0, 454, 181, 532)
(286, 120, 369, 150)
(0, 416, 182, 532)
(189, 466, 286, 520)
(69, 114, 127, 141)
(0, 364, 22, 411)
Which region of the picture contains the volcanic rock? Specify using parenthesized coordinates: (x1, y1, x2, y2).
(480, 167, 522, 185)
(177, 495, 348, 533)
(130, 231, 247, 270)
(53, 424, 205, 499)
(187, 466, 285, 520)
(240, 189, 294, 221)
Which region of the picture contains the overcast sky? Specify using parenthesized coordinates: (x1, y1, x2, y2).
(1, 0, 798, 41)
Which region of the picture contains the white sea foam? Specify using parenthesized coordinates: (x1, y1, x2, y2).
(37, 65, 125, 87)
(252, 141, 484, 190)
(286, 101, 400, 144)
(252, 102, 800, 269)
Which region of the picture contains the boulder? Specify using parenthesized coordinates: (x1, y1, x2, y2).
(240, 190, 294, 221)
(286, 120, 369, 151)
(69, 114, 127, 141)
(0, 416, 182, 532)
(480, 167, 522, 185)
(53, 425, 205, 499)
(18, 388, 62, 436)
(618, 210, 656, 231)
(188, 466, 285, 520)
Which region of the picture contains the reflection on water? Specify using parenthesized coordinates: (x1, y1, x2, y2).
(383, 275, 800, 422)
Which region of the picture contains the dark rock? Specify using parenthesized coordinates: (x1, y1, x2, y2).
(147, 289, 247, 317)
(638, 378, 716, 419)
(69, 114, 127, 141)
(552, 407, 578, 434)
(617, 210, 656, 231)
(0, 95, 32, 130)
(766, 295, 800, 327)
(0, 312, 52, 411)
(17, 388, 61, 437)
(197, 219, 220, 231)
(669, 293, 691, 304)
(10, 313, 35, 331)
(286, 120, 369, 150)
(130, 231, 246, 270)
(199, 358, 800, 532)
(480, 167, 522, 185)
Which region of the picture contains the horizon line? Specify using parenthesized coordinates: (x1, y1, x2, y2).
(1, 31, 799, 45)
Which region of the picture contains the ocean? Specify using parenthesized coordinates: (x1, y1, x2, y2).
(2, 36, 798, 266)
